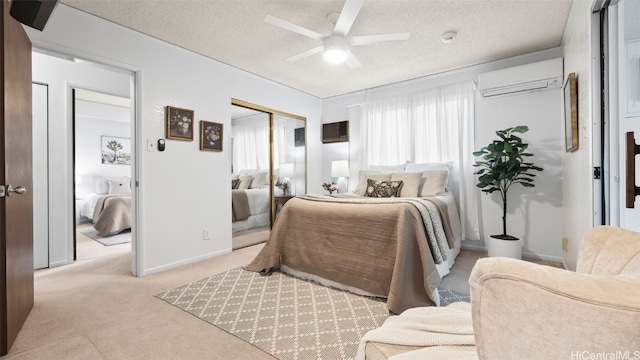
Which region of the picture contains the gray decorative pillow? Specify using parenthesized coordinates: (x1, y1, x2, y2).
(364, 179, 404, 198)
(232, 179, 240, 189)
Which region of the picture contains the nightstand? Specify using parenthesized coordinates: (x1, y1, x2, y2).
(274, 196, 293, 206)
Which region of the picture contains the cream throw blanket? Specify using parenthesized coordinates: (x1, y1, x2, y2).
(357, 302, 478, 360)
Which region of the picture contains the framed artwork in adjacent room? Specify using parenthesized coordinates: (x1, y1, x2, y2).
(101, 136, 131, 165)
(200, 120, 223, 152)
(166, 105, 194, 141)
(564, 72, 578, 152)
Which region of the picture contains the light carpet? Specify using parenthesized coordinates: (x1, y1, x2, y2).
(156, 268, 470, 360)
(81, 229, 131, 246)
(233, 228, 269, 250)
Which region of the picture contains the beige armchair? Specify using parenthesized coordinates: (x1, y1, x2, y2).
(359, 226, 640, 360)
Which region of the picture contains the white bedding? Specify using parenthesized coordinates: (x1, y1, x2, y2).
(79, 193, 102, 220)
(232, 187, 270, 232)
(433, 192, 462, 278)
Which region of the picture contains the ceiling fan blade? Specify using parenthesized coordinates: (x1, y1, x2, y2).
(348, 33, 411, 46)
(286, 45, 324, 62)
(264, 15, 324, 41)
(333, 0, 366, 36)
(345, 48, 361, 68)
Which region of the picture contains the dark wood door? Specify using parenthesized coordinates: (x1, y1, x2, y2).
(0, 0, 34, 355)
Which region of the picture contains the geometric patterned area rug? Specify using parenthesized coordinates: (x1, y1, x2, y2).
(81, 229, 131, 246)
(439, 288, 471, 305)
(156, 268, 470, 360)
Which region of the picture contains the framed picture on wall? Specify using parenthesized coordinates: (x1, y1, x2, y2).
(200, 120, 223, 152)
(166, 105, 194, 141)
(564, 72, 578, 152)
(101, 136, 131, 165)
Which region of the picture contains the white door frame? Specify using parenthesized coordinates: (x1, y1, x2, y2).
(32, 82, 49, 269)
(31, 46, 142, 276)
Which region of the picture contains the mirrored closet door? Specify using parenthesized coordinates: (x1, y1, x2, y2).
(230, 99, 306, 250)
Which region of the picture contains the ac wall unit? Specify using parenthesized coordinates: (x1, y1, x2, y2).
(477, 58, 563, 98)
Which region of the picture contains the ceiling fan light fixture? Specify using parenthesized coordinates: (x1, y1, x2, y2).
(323, 35, 348, 64)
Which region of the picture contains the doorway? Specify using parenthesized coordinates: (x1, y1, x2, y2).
(31, 50, 137, 271)
(73, 89, 133, 261)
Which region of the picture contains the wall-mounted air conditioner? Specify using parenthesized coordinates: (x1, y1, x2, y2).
(477, 58, 563, 98)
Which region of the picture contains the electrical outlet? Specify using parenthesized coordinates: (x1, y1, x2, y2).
(203, 228, 211, 240)
(561, 237, 568, 252)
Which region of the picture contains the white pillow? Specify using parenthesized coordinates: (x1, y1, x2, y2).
(249, 171, 268, 189)
(390, 172, 422, 197)
(238, 169, 259, 175)
(94, 177, 109, 195)
(237, 175, 252, 190)
(404, 161, 452, 173)
(419, 170, 449, 196)
(354, 170, 391, 195)
(406, 161, 452, 189)
(370, 163, 406, 172)
(108, 179, 131, 194)
(231, 174, 240, 181)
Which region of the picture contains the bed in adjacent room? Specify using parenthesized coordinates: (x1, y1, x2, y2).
(79, 177, 132, 236)
(245, 163, 462, 314)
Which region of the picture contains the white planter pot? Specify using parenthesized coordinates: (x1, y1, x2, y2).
(487, 236, 522, 259)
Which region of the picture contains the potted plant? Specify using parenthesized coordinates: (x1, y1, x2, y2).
(473, 126, 543, 258)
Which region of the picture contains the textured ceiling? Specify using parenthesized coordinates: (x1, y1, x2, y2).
(60, 0, 573, 99)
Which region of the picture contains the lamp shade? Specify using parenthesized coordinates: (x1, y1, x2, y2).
(331, 160, 350, 178)
(279, 163, 294, 178)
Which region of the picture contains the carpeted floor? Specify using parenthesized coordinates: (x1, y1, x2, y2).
(9, 247, 553, 359)
(156, 268, 470, 360)
(81, 229, 132, 246)
(233, 228, 270, 250)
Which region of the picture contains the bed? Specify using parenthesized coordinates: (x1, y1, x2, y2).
(79, 177, 132, 236)
(245, 164, 462, 315)
(231, 187, 270, 232)
(232, 170, 271, 232)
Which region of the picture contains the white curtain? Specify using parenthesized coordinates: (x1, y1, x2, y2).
(232, 118, 286, 173)
(232, 120, 270, 172)
(272, 117, 286, 170)
(361, 80, 480, 240)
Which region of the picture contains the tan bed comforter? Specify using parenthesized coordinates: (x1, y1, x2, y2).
(231, 189, 251, 222)
(92, 194, 131, 236)
(245, 195, 456, 314)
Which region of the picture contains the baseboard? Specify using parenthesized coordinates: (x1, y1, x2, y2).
(48, 259, 71, 268)
(521, 251, 564, 265)
(461, 243, 487, 252)
(141, 248, 231, 276)
(462, 243, 564, 267)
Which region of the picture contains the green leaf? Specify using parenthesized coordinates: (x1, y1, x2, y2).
(512, 125, 529, 133)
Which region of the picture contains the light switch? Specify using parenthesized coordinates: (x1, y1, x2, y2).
(147, 139, 156, 152)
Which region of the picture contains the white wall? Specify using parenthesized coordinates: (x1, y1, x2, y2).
(32, 52, 131, 268)
(27, 4, 322, 274)
(75, 101, 131, 198)
(561, 0, 594, 270)
(322, 48, 565, 261)
(476, 91, 563, 259)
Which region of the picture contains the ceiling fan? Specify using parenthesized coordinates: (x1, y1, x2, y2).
(264, 0, 410, 68)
